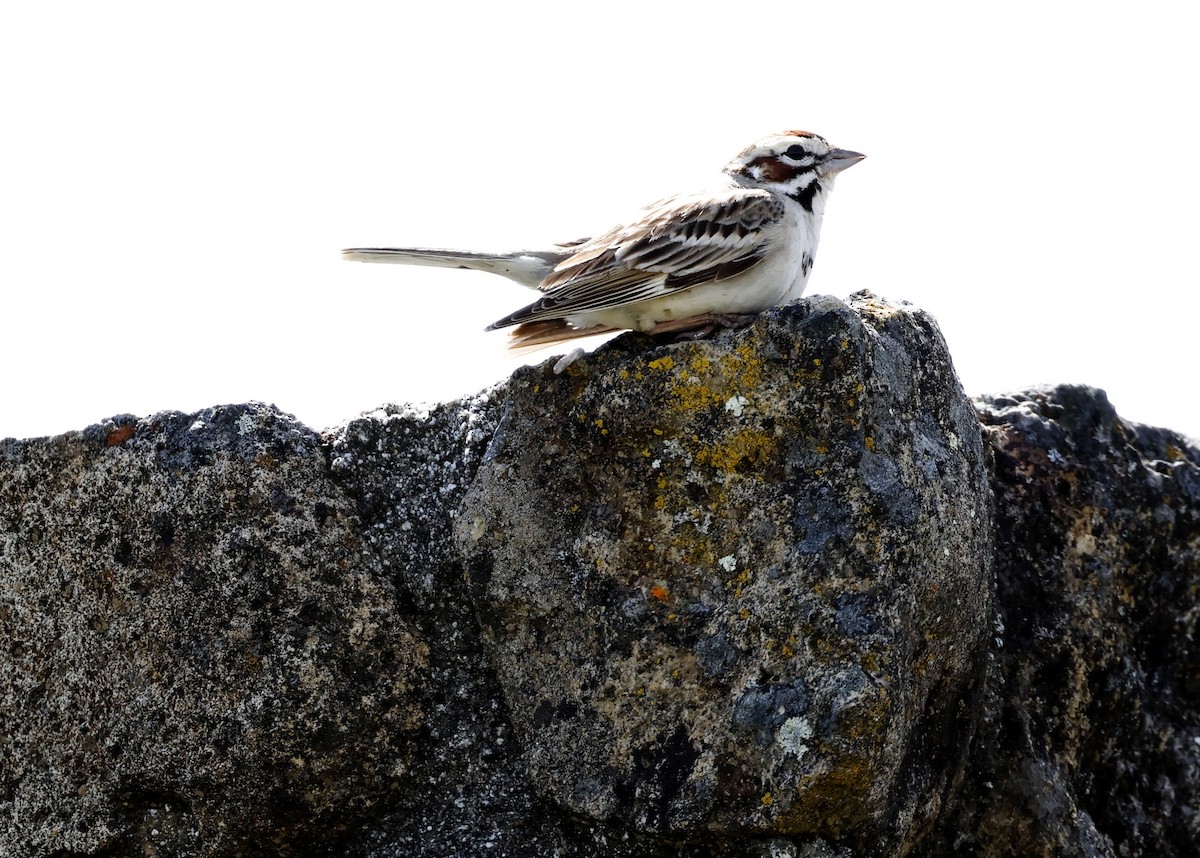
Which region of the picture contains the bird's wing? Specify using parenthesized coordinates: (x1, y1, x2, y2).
(486, 189, 785, 329)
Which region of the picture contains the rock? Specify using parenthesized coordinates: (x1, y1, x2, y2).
(0, 405, 428, 856)
(915, 386, 1200, 858)
(2, 297, 1195, 858)
(453, 292, 993, 855)
(323, 396, 552, 857)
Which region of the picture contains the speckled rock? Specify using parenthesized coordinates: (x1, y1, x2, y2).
(0, 405, 428, 856)
(6, 298, 1193, 858)
(454, 292, 994, 855)
(916, 386, 1200, 858)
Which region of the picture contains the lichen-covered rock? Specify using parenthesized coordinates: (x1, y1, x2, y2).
(917, 387, 1200, 858)
(4, 300, 1193, 858)
(0, 404, 427, 856)
(454, 293, 994, 855)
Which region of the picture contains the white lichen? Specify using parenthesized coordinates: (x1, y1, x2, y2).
(724, 395, 750, 417)
(776, 716, 814, 758)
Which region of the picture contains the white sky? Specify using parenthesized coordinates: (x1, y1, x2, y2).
(2, 2, 1198, 441)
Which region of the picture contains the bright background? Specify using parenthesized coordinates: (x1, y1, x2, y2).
(3, 2, 1198, 441)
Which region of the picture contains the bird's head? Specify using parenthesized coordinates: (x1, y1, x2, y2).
(726, 131, 865, 211)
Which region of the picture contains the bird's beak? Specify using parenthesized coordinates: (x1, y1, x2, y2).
(824, 148, 866, 174)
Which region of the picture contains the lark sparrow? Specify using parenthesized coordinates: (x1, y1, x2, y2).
(343, 131, 863, 347)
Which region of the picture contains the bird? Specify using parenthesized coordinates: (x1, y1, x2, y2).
(343, 131, 864, 348)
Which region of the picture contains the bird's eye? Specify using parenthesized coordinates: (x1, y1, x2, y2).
(784, 144, 809, 160)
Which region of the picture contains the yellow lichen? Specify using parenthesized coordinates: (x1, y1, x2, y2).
(645, 342, 770, 418)
(670, 378, 721, 413)
(731, 342, 765, 387)
(695, 427, 775, 471)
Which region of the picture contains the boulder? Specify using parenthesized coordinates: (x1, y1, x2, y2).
(0, 406, 427, 854)
(454, 293, 992, 855)
(916, 387, 1200, 857)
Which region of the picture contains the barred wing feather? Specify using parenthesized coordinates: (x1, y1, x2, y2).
(486, 190, 784, 330)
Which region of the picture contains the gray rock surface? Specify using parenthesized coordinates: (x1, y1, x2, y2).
(916, 386, 1200, 857)
(1, 293, 1195, 857)
(0, 406, 428, 855)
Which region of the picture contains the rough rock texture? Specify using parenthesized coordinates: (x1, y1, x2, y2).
(454, 293, 993, 855)
(916, 386, 1200, 857)
(1, 293, 1196, 858)
(0, 407, 428, 855)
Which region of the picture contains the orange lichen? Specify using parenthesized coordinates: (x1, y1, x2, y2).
(105, 425, 135, 447)
(694, 428, 775, 471)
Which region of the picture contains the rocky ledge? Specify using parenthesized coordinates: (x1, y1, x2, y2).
(0, 292, 1196, 857)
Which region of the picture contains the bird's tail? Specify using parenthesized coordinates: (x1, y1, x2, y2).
(504, 319, 621, 350)
(341, 246, 575, 290)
